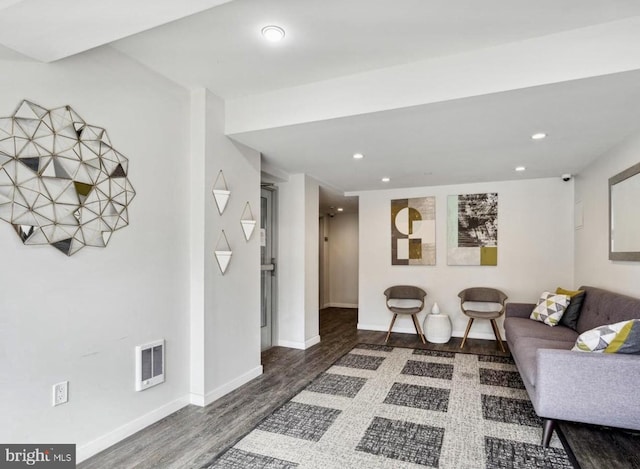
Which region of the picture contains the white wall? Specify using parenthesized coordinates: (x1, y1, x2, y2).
(304, 177, 320, 343)
(327, 213, 359, 308)
(319, 216, 330, 308)
(575, 131, 640, 295)
(276, 174, 320, 349)
(202, 90, 262, 401)
(0, 47, 191, 460)
(356, 178, 574, 339)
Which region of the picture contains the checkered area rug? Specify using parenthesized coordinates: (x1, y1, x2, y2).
(207, 345, 574, 468)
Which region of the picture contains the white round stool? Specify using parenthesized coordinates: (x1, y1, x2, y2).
(424, 313, 452, 344)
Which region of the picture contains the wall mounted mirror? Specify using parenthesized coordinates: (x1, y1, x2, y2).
(609, 161, 640, 261)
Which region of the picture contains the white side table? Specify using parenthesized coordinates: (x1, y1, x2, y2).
(424, 313, 452, 344)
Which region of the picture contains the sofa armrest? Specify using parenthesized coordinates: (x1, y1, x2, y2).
(505, 302, 535, 319)
(535, 349, 640, 430)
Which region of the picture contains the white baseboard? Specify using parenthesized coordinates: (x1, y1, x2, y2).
(305, 335, 321, 348)
(358, 323, 415, 334)
(192, 365, 264, 407)
(276, 339, 305, 349)
(452, 330, 497, 341)
(324, 303, 358, 309)
(358, 324, 500, 342)
(77, 395, 191, 463)
(277, 335, 321, 350)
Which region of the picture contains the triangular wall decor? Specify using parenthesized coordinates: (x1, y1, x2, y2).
(212, 170, 230, 215)
(213, 190, 230, 215)
(214, 250, 232, 275)
(241, 220, 256, 241)
(214, 230, 232, 275)
(240, 201, 256, 241)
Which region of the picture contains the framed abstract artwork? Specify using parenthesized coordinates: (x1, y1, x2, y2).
(391, 197, 436, 265)
(447, 193, 498, 266)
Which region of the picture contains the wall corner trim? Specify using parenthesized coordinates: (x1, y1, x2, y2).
(276, 339, 306, 349)
(196, 365, 263, 408)
(77, 395, 191, 463)
(305, 335, 321, 349)
(277, 336, 321, 350)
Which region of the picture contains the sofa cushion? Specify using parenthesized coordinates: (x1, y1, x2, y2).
(577, 286, 640, 333)
(530, 292, 570, 326)
(505, 317, 579, 343)
(573, 319, 640, 354)
(509, 337, 575, 386)
(556, 287, 585, 330)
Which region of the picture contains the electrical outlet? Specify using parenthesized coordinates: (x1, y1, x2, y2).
(52, 381, 68, 407)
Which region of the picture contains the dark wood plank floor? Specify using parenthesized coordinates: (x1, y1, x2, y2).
(79, 308, 638, 469)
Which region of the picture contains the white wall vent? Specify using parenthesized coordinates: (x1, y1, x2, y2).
(135, 339, 165, 391)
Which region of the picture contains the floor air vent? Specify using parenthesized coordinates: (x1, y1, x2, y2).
(135, 339, 165, 391)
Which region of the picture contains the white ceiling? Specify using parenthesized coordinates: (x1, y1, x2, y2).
(111, 0, 640, 98)
(1, 0, 640, 212)
(0, 0, 233, 62)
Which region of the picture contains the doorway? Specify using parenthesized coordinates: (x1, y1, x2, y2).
(261, 187, 276, 351)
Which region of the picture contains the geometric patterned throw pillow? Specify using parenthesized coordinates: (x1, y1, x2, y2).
(572, 319, 640, 354)
(530, 291, 570, 327)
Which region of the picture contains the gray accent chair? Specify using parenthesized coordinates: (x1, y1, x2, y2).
(458, 287, 508, 352)
(504, 286, 640, 447)
(384, 285, 427, 344)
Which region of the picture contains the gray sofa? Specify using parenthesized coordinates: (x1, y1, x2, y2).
(504, 285, 640, 446)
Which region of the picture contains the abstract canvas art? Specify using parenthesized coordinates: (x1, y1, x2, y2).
(0, 100, 135, 256)
(391, 197, 435, 265)
(447, 193, 498, 265)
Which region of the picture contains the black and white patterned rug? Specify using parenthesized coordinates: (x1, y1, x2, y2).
(207, 345, 574, 468)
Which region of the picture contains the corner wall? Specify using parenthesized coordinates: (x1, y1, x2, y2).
(574, 131, 640, 294)
(190, 89, 262, 406)
(276, 174, 320, 349)
(356, 178, 574, 339)
(0, 47, 191, 461)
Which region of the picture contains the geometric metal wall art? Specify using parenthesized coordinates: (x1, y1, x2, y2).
(0, 100, 135, 256)
(447, 193, 498, 265)
(391, 196, 436, 265)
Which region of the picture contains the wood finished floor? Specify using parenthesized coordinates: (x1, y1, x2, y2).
(79, 307, 638, 469)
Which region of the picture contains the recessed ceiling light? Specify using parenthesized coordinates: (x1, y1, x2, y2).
(531, 132, 547, 140)
(381, 177, 390, 182)
(353, 153, 364, 159)
(337, 207, 344, 212)
(261, 25, 285, 42)
(515, 166, 526, 172)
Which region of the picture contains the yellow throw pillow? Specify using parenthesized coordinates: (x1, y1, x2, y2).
(556, 287, 582, 298)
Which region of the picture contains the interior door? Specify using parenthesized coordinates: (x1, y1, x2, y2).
(261, 187, 276, 350)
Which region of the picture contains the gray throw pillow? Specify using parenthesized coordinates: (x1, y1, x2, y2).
(559, 290, 585, 330)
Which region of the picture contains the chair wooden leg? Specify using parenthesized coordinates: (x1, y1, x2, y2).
(411, 314, 426, 344)
(541, 419, 556, 448)
(490, 319, 506, 353)
(460, 318, 474, 349)
(385, 314, 398, 342)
